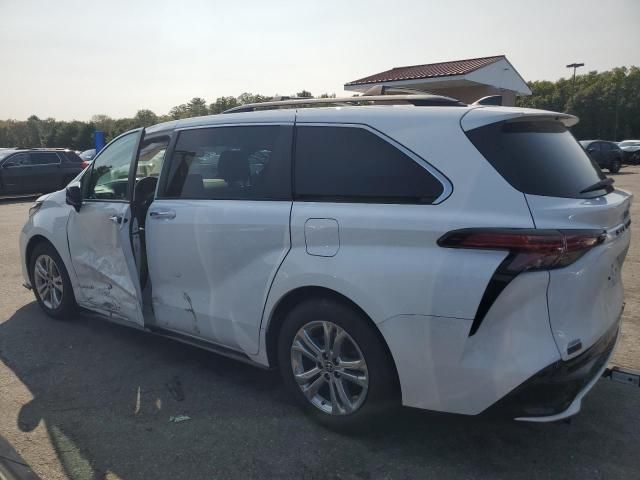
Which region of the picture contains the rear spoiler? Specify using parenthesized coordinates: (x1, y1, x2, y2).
(461, 106, 579, 131)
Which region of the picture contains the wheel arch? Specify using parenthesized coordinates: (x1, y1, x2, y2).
(25, 234, 55, 274)
(265, 286, 400, 387)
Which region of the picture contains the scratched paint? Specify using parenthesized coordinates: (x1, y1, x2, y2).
(183, 292, 200, 334)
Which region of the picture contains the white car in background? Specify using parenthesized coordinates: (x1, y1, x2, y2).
(619, 140, 640, 164)
(19, 93, 632, 428)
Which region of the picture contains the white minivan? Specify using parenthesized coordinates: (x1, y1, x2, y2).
(20, 93, 631, 428)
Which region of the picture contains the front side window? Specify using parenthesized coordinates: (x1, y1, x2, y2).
(86, 132, 138, 200)
(163, 125, 292, 200)
(294, 126, 444, 203)
(30, 152, 60, 165)
(3, 153, 30, 167)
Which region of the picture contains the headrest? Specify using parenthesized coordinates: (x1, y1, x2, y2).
(218, 150, 249, 183)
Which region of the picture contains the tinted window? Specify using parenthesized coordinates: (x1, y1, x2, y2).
(3, 153, 30, 166)
(86, 132, 138, 200)
(30, 152, 60, 165)
(466, 120, 606, 199)
(163, 126, 292, 200)
(63, 151, 83, 163)
(294, 126, 443, 203)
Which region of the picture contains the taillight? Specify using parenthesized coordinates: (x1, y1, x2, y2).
(81, 160, 90, 169)
(439, 228, 607, 336)
(438, 228, 606, 273)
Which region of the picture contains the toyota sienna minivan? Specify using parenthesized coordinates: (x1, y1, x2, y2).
(20, 92, 631, 428)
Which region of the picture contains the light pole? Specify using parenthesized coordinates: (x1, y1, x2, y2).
(566, 62, 585, 108)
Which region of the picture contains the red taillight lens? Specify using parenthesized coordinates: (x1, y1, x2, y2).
(438, 228, 606, 273)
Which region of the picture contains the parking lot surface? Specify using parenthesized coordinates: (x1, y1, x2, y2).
(1, 169, 640, 480)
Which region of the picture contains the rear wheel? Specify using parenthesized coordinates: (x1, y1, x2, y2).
(609, 159, 621, 173)
(30, 242, 76, 319)
(277, 298, 398, 429)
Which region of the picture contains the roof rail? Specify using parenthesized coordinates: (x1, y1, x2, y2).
(223, 90, 465, 114)
(472, 95, 503, 106)
(360, 85, 434, 96)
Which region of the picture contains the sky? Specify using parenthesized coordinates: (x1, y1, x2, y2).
(1, 0, 639, 121)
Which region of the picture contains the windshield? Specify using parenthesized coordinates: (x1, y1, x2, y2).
(0, 150, 16, 161)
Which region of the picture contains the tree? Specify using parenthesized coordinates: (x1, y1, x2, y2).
(187, 97, 208, 117)
(517, 66, 640, 141)
(209, 96, 240, 114)
(169, 104, 189, 120)
(133, 109, 158, 127)
(296, 90, 313, 98)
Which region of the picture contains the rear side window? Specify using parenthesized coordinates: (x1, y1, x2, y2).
(466, 120, 606, 199)
(294, 126, 444, 203)
(163, 125, 292, 200)
(30, 152, 60, 165)
(137, 136, 170, 178)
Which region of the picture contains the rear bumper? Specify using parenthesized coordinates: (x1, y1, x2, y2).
(484, 321, 619, 422)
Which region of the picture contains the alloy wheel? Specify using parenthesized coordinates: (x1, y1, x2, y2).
(33, 254, 63, 310)
(290, 320, 369, 415)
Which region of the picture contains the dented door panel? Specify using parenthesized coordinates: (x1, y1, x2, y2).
(67, 201, 144, 326)
(145, 199, 292, 354)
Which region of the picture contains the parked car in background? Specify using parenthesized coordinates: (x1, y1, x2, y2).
(79, 149, 96, 162)
(579, 140, 623, 173)
(0, 148, 88, 197)
(618, 140, 640, 164)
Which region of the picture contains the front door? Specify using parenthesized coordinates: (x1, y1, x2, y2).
(145, 121, 294, 353)
(67, 130, 145, 327)
(1, 153, 35, 194)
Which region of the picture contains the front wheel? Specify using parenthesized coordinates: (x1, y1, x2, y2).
(277, 298, 398, 429)
(30, 242, 77, 319)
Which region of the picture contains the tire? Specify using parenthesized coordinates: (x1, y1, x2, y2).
(609, 159, 621, 173)
(29, 242, 77, 319)
(277, 297, 398, 430)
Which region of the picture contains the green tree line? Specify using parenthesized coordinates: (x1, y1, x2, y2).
(0, 90, 330, 150)
(1, 67, 638, 151)
(516, 66, 640, 141)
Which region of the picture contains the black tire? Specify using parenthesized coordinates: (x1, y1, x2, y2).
(29, 241, 77, 319)
(277, 297, 398, 430)
(609, 159, 621, 173)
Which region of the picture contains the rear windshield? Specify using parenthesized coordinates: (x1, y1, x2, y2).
(466, 120, 606, 199)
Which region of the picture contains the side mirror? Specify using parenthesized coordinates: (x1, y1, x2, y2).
(66, 184, 82, 212)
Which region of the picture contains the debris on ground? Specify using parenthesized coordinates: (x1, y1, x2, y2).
(169, 415, 191, 423)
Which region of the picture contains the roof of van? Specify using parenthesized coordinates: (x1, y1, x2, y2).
(144, 104, 578, 135)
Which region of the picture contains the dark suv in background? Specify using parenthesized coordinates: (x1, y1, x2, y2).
(0, 148, 89, 197)
(579, 140, 623, 173)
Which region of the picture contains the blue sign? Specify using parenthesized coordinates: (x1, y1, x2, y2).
(95, 130, 105, 153)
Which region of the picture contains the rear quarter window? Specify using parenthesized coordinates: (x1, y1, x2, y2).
(63, 151, 83, 163)
(465, 120, 606, 199)
(294, 126, 444, 204)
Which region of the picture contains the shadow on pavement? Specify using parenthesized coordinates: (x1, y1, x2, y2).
(1, 302, 639, 479)
(0, 434, 40, 480)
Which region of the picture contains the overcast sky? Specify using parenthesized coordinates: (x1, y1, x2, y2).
(1, 0, 639, 121)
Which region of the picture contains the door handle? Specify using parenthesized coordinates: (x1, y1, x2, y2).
(108, 214, 127, 224)
(149, 210, 176, 220)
